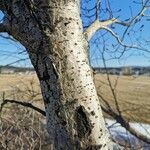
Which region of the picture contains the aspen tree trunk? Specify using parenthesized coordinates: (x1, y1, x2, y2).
(0, 0, 112, 149)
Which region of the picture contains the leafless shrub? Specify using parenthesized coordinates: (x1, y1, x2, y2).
(0, 78, 51, 150)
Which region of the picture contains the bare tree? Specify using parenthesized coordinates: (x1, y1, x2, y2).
(0, 1, 112, 149)
(0, 0, 150, 149)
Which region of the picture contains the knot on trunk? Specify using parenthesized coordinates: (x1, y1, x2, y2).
(75, 106, 92, 139)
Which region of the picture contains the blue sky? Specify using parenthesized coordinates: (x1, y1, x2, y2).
(81, 0, 150, 67)
(0, 0, 150, 67)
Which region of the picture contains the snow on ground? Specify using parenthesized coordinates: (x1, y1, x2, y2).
(106, 119, 150, 149)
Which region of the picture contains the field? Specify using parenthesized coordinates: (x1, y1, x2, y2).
(95, 74, 150, 124)
(0, 73, 150, 124)
(0, 74, 50, 149)
(0, 74, 43, 110)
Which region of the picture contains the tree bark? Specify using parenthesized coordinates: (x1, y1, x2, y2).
(0, 0, 112, 149)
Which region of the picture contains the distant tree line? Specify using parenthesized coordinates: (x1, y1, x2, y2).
(94, 66, 150, 76)
(0, 66, 34, 74)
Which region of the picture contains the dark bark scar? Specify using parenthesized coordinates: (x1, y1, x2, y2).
(75, 106, 92, 139)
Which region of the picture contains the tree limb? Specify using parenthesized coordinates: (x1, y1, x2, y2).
(121, 0, 149, 40)
(84, 18, 118, 41)
(0, 23, 7, 33)
(0, 0, 6, 10)
(84, 0, 149, 42)
(101, 105, 150, 144)
(0, 99, 46, 116)
(101, 26, 150, 53)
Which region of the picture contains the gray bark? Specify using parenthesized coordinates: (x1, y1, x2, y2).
(0, 0, 112, 149)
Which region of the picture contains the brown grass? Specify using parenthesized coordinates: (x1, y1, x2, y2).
(0, 74, 51, 149)
(0, 73, 150, 124)
(94, 74, 150, 124)
(0, 74, 43, 109)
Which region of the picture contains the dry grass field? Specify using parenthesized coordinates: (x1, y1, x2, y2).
(95, 74, 150, 124)
(0, 74, 50, 149)
(0, 73, 150, 124)
(0, 74, 39, 92)
(0, 74, 43, 109)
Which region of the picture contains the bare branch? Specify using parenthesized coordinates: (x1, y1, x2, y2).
(84, 0, 150, 42)
(0, 23, 7, 33)
(0, 99, 46, 116)
(4, 58, 29, 66)
(121, 0, 149, 39)
(84, 18, 118, 41)
(115, 20, 130, 26)
(0, 0, 6, 10)
(0, 33, 18, 42)
(101, 51, 121, 115)
(101, 105, 150, 144)
(96, 0, 101, 19)
(102, 26, 150, 53)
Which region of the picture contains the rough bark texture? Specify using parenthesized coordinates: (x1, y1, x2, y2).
(0, 0, 112, 149)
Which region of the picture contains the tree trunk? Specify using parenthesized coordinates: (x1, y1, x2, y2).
(1, 0, 112, 149)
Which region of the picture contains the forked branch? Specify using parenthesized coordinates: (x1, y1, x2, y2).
(0, 99, 46, 116)
(84, 18, 118, 41)
(102, 26, 150, 53)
